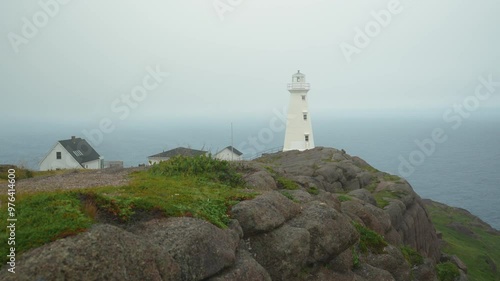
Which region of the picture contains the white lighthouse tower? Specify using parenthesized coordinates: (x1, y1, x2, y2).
(283, 70, 315, 151)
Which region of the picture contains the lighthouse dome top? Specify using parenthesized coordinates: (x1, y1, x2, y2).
(292, 70, 306, 82)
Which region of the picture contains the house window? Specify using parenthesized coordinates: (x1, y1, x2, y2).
(302, 95, 306, 101)
(305, 135, 309, 142)
(303, 113, 307, 121)
(56, 152, 61, 159)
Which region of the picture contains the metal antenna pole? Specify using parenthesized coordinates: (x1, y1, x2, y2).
(231, 122, 234, 161)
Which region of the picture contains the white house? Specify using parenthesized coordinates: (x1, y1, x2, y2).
(39, 136, 103, 171)
(215, 146, 243, 161)
(148, 147, 208, 165)
(283, 70, 315, 151)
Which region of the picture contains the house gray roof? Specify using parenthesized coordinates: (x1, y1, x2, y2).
(59, 137, 101, 165)
(221, 146, 243, 156)
(149, 147, 207, 158)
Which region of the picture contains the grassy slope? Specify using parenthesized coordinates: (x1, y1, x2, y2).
(425, 200, 500, 281)
(0, 158, 256, 265)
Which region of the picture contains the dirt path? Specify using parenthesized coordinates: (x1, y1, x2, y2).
(16, 167, 147, 194)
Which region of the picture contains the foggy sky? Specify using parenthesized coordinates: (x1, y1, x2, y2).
(1, 0, 499, 125)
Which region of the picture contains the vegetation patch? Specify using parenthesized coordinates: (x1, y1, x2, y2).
(0, 159, 255, 265)
(353, 222, 388, 254)
(436, 262, 460, 281)
(401, 245, 424, 267)
(264, 166, 299, 190)
(361, 164, 379, 173)
(352, 246, 360, 268)
(150, 155, 245, 187)
(280, 191, 300, 203)
(426, 201, 500, 281)
(0, 192, 94, 265)
(373, 189, 406, 208)
(337, 194, 352, 202)
(307, 186, 319, 195)
(0, 166, 33, 181)
(365, 180, 380, 193)
(382, 173, 401, 182)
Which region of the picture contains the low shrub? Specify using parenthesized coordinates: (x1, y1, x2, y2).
(436, 262, 460, 281)
(150, 155, 244, 187)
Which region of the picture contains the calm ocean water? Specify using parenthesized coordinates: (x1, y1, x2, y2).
(1, 113, 499, 229)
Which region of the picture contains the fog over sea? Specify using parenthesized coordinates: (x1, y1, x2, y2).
(1, 111, 499, 230)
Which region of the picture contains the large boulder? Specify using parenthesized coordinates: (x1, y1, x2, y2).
(135, 217, 239, 281)
(207, 249, 271, 281)
(354, 263, 395, 281)
(246, 225, 310, 281)
(362, 245, 410, 281)
(341, 200, 394, 242)
(244, 170, 277, 191)
(348, 189, 377, 206)
(231, 191, 301, 236)
(288, 201, 359, 263)
(0, 224, 181, 281)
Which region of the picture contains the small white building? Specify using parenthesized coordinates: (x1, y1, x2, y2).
(283, 70, 315, 151)
(103, 161, 124, 169)
(148, 147, 208, 165)
(215, 146, 243, 161)
(39, 136, 103, 171)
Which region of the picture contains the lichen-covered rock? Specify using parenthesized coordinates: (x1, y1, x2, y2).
(362, 245, 410, 281)
(341, 200, 398, 244)
(288, 201, 359, 263)
(244, 170, 277, 190)
(348, 189, 377, 206)
(0, 224, 181, 281)
(231, 191, 301, 236)
(135, 217, 239, 281)
(207, 249, 271, 281)
(413, 258, 439, 281)
(247, 225, 310, 281)
(354, 263, 395, 281)
(328, 247, 354, 273)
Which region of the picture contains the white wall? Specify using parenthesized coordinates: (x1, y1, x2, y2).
(283, 88, 315, 151)
(148, 157, 169, 165)
(39, 143, 83, 171)
(82, 159, 102, 169)
(215, 148, 243, 161)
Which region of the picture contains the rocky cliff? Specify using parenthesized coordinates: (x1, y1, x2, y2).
(0, 147, 468, 281)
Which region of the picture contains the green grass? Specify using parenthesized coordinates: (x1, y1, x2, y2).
(360, 164, 379, 173)
(352, 246, 360, 268)
(382, 173, 401, 182)
(307, 186, 319, 195)
(365, 180, 380, 192)
(373, 189, 406, 208)
(264, 166, 299, 190)
(353, 222, 388, 254)
(337, 194, 352, 202)
(280, 191, 295, 201)
(401, 245, 424, 267)
(0, 192, 94, 264)
(0, 157, 256, 265)
(436, 262, 460, 281)
(0, 166, 34, 181)
(426, 201, 500, 281)
(150, 155, 245, 187)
